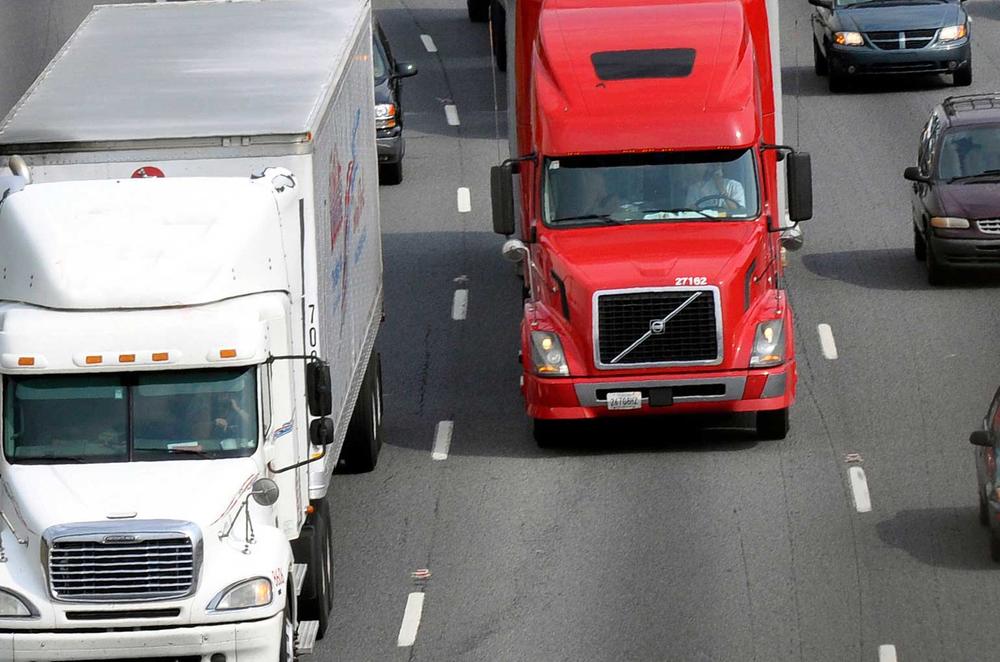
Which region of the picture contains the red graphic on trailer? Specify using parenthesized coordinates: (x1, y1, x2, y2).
(328, 108, 366, 330)
(131, 166, 165, 178)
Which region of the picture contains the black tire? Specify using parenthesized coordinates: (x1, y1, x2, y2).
(913, 226, 926, 261)
(828, 71, 847, 93)
(292, 499, 333, 639)
(756, 408, 789, 440)
(926, 238, 948, 286)
(980, 492, 989, 526)
(953, 64, 972, 87)
(813, 39, 828, 76)
(279, 591, 295, 662)
(490, 1, 507, 72)
(532, 419, 562, 448)
(467, 0, 489, 22)
(339, 352, 383, 473)
(379, 161, 402, 186)
(990, 528, 1000, 563)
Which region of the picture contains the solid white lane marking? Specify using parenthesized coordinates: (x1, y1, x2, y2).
(817, 323, 839, 360)
(432, 421, 453, 461)
(457, 187, 471, 213)
(878, 645, 898, 662)
(396, 592, 425, 647)
(420, 34, 437, 52)
(444, 104, 460, 126)
(848, 466, 872, 513)
(452, 289, 468, 320)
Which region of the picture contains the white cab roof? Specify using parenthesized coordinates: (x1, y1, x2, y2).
(0, 0, 367, 147)
(0, 177, 290, 309)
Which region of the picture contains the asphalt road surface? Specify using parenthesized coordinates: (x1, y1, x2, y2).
(321, 0, 1000, 661)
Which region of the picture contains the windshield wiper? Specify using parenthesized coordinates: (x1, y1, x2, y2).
(636, 207, 717, 219)
(164, 445, 212, 457)
(949, 169, 1000, 183)
(550, 213, 626, 225)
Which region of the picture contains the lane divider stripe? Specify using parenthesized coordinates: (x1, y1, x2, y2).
(849, 466, 872, 513)
(432, 421, 453, 461)
(457, 187, 471, 213)
(396, 592, 425, 647)
(452, 289, 468, 320)
(420, 34, 437, 53)
(818, 323, 839, 360)
(444, 104, 460, 126)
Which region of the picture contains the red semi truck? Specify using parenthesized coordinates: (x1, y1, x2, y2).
(488, 0, 813, 444)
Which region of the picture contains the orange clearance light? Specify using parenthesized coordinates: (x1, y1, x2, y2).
(17, 356, 34, 367)
(85, 355, 103, 365)
(152, 352, 169, 362)
(219, 349, 237, 359)
(119, 354, 136, 363)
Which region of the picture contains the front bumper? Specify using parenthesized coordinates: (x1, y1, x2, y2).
(930, 233, 1000, 268)
(1, 611, 281, 662)
(376, 127, 404, 164)
(830, 40, 970, 75)
(523, 361, 795, 420)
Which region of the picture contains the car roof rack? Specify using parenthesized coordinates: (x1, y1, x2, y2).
(942, 94, 1000, 116)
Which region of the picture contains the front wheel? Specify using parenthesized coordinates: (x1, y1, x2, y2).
(980, 492, 989, 526)
(379, 161, 402, 186)
(913, 226, 926, 261)
(467, 0, 489, 22)
(756, 408, 789, 440)
(279, 595, 295, 662)
(828, 71, 847, 93)
(954, 64, 972, 87)
(926, 238, 949, 286)
(532, 419, 563, 448)
(813, 39, 828, 76)
(293, 499, 333, 639)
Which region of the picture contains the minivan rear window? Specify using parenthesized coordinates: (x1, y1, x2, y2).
(591, 49, 696, 81)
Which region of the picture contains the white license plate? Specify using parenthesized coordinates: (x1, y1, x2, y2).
(606, 391, 642, 410)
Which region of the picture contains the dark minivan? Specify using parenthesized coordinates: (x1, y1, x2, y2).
(904, 95, 1000, 284)
(374, 20, 417, 185)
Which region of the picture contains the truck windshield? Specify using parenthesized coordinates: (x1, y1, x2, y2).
(542, 149, 760, 226)
(3, 368, 257, 464)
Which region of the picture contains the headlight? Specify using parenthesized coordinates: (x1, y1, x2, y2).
(375, 103, 397, 130)
(834, 31, 864, 46)
(530, 331, 569, 376)
(0, 588, 37, 618)
(930, 216, 970, 229)
(208, 577, 272, 611)
(938, 24, 967, 42)
(749, 319, 785, 368)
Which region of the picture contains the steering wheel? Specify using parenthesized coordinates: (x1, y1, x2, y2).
(694, 193, 741, 210)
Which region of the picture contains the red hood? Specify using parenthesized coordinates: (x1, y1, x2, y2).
(937, 183, 1000, 219)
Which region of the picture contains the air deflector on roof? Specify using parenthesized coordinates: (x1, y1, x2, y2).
(591, 49, 696, 81)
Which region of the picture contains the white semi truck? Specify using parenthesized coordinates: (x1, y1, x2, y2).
(0, 1, 383, 660)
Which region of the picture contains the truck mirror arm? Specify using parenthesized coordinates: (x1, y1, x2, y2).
(500, 152, 538, 174)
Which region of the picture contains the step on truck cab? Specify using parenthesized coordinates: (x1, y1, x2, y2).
(0, 1, 383, 660)
(490, 0, 814, 444)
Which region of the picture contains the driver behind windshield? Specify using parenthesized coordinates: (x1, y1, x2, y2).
(685, 162, 746, 212)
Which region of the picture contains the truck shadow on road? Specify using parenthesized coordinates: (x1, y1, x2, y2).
(875, 506, 996, 571)
(798, 248, 1000, 291)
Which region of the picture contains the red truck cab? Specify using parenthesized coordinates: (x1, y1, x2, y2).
(491, 0, 813, 444)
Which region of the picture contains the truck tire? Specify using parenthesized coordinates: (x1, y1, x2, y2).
(292, 499, 333, 639)
(532, 419, 562, 447)
(813, 39, 828, 76)
(339, 352, 383, 473)
(379, 161, 402, 186)
(756, 408, 789, 440)
(467, 0, 489, 22)
(490, 1, 507, 72)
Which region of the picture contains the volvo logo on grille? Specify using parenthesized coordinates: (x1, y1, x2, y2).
(103, 534, 138, 544)
(649, 319, 667, 335)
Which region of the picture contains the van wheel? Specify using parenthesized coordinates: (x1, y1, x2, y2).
(339, 352, 383, 473)
(990, 527, 1000, 563)
(279, 593, 295, 662)
(292, 499, 333, 639)
(954, 63, 972, 87)
(756, 408, 789, 440)
(813, 39, 828, 76)
(379, 161, 402, 186)
(828, 72, 847, 93)
(980, 492, 989, 526)
(490, 1, 507, 72)
(913, 226, 926, 261)
(467, 0, 489, 22)
(926, 239, 948, 286)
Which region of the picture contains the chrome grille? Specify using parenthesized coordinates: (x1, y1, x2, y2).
(594, 288, 721, 368)
(978, 219, 1000, 234)
(46, 522, 200, 602)
(865, 29, 937, 50)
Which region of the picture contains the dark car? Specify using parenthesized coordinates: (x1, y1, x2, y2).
(809, 0, 971, 92)
(970, 387, 1000, 561)
(374, 21, 417, 185)
(904, 95, 1000, 284)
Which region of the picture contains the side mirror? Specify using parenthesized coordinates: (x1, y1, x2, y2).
(501, 238, 528, 263)
(903, 166, 929, 183)
(393, 62, 418, 79)
(786, 151, 813, 223)
(310, 417, 336, 446)
(491, 164, 516, 235)
(306, 360, 333, 417)
(250, 477, 280, 506)
(970, 430, 992, 447)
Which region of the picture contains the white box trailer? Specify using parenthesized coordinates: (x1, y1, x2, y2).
(0, 1, 383, 659)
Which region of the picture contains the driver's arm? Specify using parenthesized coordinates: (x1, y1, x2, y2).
(722, 179, 745, 210)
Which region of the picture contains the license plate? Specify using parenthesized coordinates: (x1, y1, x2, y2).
(606, 391, 642, 410)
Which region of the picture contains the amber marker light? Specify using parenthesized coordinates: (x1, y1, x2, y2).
(17, 357, 34, 367)
(85, 355, 103, 365)
(152, 352, 169, 362)
(219, 349, 237, 359)
(119, 354, 136, 363)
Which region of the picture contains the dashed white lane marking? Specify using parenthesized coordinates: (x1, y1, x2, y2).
(451, 289, 468, 320)
(444, 104, 460, 126)
(878, 644, 898, 662)
(848, 466, 872, 513)
(432, 421, 453, 461)
(420, 34, 437, 53)
(817, 323, 839, 360)
(457, 187, 471, 213)
(396, 592, 425, 647)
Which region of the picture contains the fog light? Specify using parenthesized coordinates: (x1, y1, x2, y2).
(948, 61, 958, 70)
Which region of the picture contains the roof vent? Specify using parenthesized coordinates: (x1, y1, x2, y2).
(591, 49, 696, 81)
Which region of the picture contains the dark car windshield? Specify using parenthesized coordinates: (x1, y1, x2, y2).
(938, 126, 1000, 181)
(542, 149, 760, 226)
(3, 368, 258, 464)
